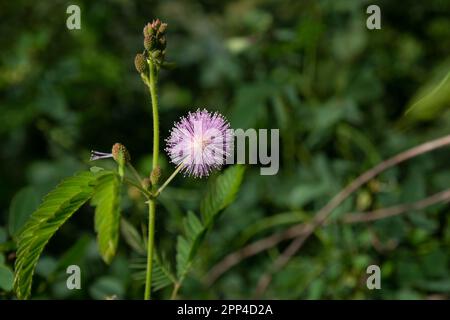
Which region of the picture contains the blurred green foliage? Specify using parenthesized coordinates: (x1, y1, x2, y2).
(1, 0, 450, 299)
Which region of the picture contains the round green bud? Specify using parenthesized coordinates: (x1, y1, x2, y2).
(134, 53, 147, 74)
(112, 143, 131, 164)
(144, 35, 154, 51)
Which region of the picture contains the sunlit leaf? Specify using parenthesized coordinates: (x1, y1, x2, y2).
(91, 172, 121, 264)
(403, 67, 450, 123)
(200, 165, 246, 227)
(13, 171, 110, 299)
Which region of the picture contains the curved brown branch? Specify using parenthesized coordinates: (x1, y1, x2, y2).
(342, 188, 450, 223)
(253, 134, 450, 297)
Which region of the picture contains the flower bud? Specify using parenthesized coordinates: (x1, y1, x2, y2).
(143, 23, 154, 37)
(158, 23, 167, 34)
(150, 166, 161, 185)
(141, 19, 169, 67)
(144, 35, 154, 51)
(151, 19, 161, 30)
(159, 37, 167, 48)
(112, 143, 131, 164)
(134, 53, 147, 74)
(142, 177, 151, 190)
(152, 50, 164, 61)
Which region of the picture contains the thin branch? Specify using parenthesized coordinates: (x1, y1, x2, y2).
(170, 282, 181, 300)
(124, 178, 151, 198)
(254, 134, 450, 297)
(342, 188, 450, 223)
(128, 163, 144, 187)
(155, 164, 183, 197)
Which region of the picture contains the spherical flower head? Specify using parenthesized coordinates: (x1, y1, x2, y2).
(165, 109, 233, 178)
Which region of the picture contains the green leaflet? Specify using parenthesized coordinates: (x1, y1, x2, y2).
(176, 211, 207, 280)
(200, 165, 246, 227)
(0, 264, 14, 292)
(91, 172, 121, 264)
(120, 217, 146, 255)
(13, 170, 116, 299)
(176, 165, 246, 284)
(131, 253, 176, 291)
(403, 68, 450, 123)
(151, 265, 174, 291)
(153, 253, 177, 291)
(14, 172, 96, 299)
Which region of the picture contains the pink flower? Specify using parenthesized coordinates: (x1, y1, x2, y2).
(165, 109, 233, 177)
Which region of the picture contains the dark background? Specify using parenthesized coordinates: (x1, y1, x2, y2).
(0, 0, 449, 299)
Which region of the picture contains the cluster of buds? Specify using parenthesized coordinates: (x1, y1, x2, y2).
(135, 19, 168, 73)
(143, 19, 167, 54)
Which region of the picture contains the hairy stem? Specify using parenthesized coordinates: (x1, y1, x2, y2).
(144, 60, 160, 300)
(149, 62, 159, 169)
(144, 199, 156, 300)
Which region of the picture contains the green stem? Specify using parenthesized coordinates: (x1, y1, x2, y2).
(144, 199, 156, 300)
(149, 62, 159, 168)
(170, 282, 181, 300)
(155, 165, 183, 197)
(144, 60, 160, 300)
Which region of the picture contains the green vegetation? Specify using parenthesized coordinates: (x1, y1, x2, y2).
(1, 0, 450, 299)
